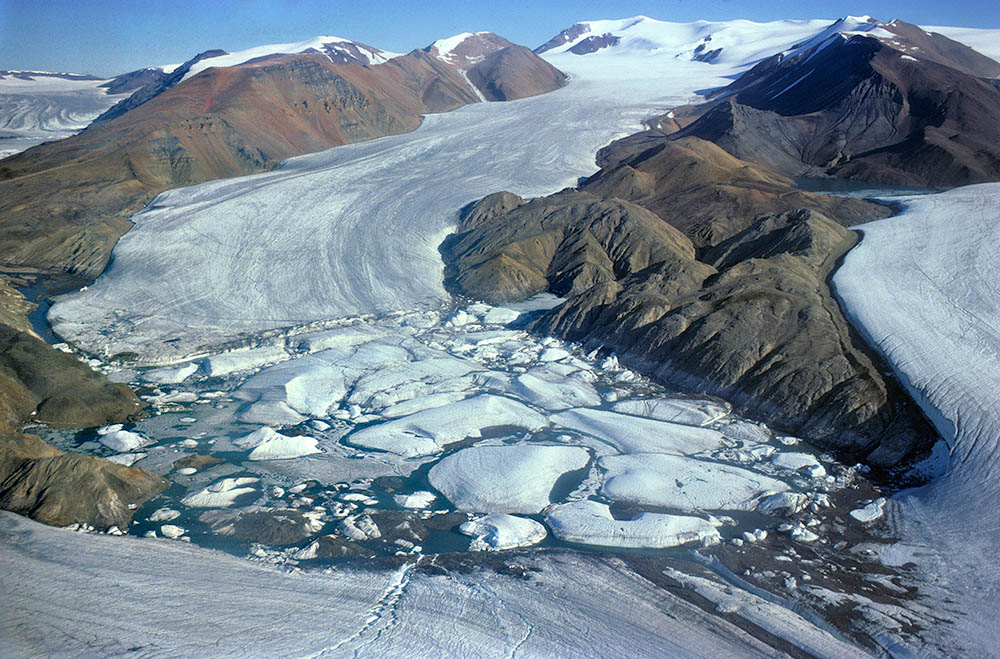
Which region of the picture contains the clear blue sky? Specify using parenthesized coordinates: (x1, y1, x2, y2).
(2, 0, 998, 76)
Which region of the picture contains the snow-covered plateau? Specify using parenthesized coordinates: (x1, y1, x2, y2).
(6, 16, 998, 656)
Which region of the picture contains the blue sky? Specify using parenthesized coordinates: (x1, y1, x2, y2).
(2, 0, 998, 76)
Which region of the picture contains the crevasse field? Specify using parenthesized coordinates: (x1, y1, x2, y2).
(4, 16, 997, 656)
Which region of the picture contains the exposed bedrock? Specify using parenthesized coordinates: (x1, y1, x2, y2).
(443, 148, 934, 466)
(0, 294, 166, 531)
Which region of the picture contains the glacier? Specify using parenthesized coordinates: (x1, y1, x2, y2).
(834, 184, 1000, 653)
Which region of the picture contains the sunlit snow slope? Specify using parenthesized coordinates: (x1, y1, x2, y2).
(50, 19, 846, 361)
(834, 184, 1000, 653)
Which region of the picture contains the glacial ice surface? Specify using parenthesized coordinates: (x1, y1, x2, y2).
(835, 183, 1000, 653)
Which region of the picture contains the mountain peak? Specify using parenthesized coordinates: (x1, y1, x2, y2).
(427, 32, 514, 68)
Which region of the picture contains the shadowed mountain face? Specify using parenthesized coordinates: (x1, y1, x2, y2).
(0, 35, 566, 279)
(676, 20, 1000, 188)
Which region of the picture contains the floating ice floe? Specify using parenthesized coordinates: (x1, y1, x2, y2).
(347, 394, 548, 457)
(149, 508, 181, 522)
(106, 452, 147, 466)
(393, 491, 437, 509)
(771, 452, 827, 479)
(459, 514, 548, 551)
(181, 477, 259, 508)
(160, 524, 186, 539)
(143, 362, 200, 384)
(545, 500, 720, 549)
(849, 498, 886, 523)
(756, 491, 809, 516)
(599, 453, 790, 511)
(202, 345, 289, 377)
(98, 429, 151, 452)
(234, 427, 320, 461)
(429, 444, 591, 514)
(509, 368, 601, 411)
(611, 398, 730, 427)
(347, 356, 480, 410)
(244, 365, 348, 420)
(294, 327, 387, 354)
(550, 408, 724, 455)
(237, 401, 308, 426)
(379, 392, 469, 419)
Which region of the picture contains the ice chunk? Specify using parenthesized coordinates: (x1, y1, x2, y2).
(482, 307, 521, 325)
(509, 369, 601, 411)
(339, 513, 381, 541)
(550, 408, 724, 455)
(771, 453, 826, 478)
(347, 356, 479, 410)
(99, 429, 151, 452)
(106, 452, 147, 466)
(295, 327, 385, 353)
(202, 345, 289, 377)
(181, 477, 258, 508)
(347, 395, 548, 457)
(539, 347, 570, 362)
(757, 492, 809, 516)
(143, 362, 199, 384)
(380, 392, 468, 419)
(160, 524, 186, 539)
(237, 356, 349, 418)
(237, 401, 308, 426)
(545, 500, 720, 549)
(849, 498, 886, 523)
(149, 508, 180, 522)
(722, 421, 772, 443)
(393, 491, 437, 509)
(459, 514, 548, 551)
(610, 398, 730, 427)
(599, 454, 790, 511)
(429, 444, 590, 514)
(234, 427, 320, 461)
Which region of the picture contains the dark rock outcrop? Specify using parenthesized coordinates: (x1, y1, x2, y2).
(200, 508, 321, 546)
(676, 21, 1000, 188)
(580, 135, 889, 247)
(443, 173, 934, 466)
(0, 287, 165, 531)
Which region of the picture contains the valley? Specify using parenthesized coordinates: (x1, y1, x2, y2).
(2, 12, 1000, 657)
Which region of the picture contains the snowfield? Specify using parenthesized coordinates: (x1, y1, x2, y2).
(834, 183, 1000, 653)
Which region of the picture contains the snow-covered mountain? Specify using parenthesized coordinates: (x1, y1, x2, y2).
(536, 15, 1000, 70)
(180, 35, 401, 82)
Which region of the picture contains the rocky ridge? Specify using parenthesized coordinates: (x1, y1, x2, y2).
(0, 291, 166, 531)
(674, 19, 1000, 187)
(443, 137, 934, 467)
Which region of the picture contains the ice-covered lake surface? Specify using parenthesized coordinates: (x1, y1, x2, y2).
(835, 184, 1000, 654)
(40, 299, 853, 558)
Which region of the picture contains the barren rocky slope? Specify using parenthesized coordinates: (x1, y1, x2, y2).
(443, 140, 933, 466)
(0, 289, 165, 530)
(674, 19, 1000, 187)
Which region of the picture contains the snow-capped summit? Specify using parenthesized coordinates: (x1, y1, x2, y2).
(181, 36, 401, 81)
(536, 16, 855, 68)
(427, 32, 516, 69)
